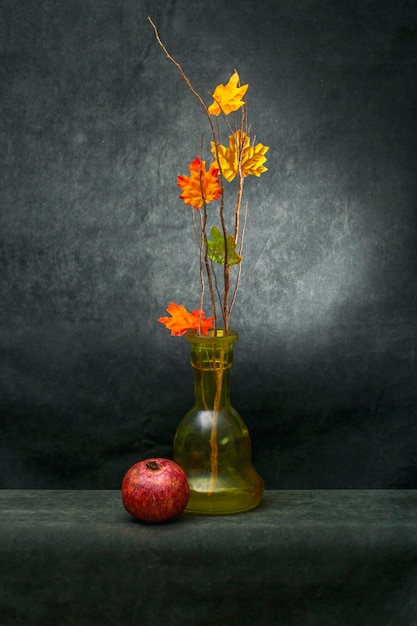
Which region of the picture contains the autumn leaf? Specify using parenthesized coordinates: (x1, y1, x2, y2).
(211, 130, 269, 182)
(158, 302, 214, 336)
(177, 156, 222, 210)
(208, 71, 249, 117)
(207, 226, 242, 266)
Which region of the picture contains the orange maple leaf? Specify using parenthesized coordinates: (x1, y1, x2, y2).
(177, 156, 222, 210)
(158, 302, 214, 336)
(208, 71, 249, 117)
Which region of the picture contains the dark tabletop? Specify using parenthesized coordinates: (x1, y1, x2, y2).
(1, 489, 417, 625)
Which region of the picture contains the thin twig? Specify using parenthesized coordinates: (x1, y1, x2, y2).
(229, 199, 248, 316)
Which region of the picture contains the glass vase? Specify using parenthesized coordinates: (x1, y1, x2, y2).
(173, 329, 264, 514)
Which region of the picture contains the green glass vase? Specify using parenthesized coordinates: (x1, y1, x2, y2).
(173, 329, 264, 514)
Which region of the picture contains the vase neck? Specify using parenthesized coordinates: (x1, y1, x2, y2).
(186, 330, 237, 410)
(193, 368, 231, 408)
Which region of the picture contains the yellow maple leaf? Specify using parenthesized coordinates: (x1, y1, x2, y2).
(177, 156, 222, 210)
(211, 130, 269, 182)
(208, 71, 249, 117)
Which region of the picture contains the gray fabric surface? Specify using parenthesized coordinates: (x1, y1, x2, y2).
(1, 0, 417, 491)
(1, 489, 417, 625)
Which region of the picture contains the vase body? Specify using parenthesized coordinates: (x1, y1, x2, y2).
(173, 329, 264, 514)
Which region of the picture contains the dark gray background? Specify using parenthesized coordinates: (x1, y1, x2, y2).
(1, 0, 416, 489)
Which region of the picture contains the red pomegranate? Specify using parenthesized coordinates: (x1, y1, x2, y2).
(121, 458, 190, 522)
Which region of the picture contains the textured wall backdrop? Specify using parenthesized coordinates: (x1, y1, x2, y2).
(1, 0, 417, 488)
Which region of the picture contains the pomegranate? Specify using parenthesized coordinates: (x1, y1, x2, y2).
(121, 458, 190, 522)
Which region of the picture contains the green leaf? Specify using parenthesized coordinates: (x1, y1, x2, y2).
(207, 226, 242, 266)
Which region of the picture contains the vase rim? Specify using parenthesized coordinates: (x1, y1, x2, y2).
(185, 329, 238, 343)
